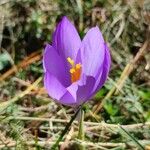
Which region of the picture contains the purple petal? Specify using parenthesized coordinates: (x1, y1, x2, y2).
(44, 72, 67, 101)
(92, 43, 111, 93)
(43, 44, 70, 87)
(52, 16, 81, 61)
(79, 27, 105, 77)
(76, 75, 96, 105)
(60, 83, 78, 106)
(60, 75, 96, 106)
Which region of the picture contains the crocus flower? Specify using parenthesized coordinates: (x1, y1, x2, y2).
(43, 16, 111, 107)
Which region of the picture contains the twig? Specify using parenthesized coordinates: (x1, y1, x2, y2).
(114, 40, 149, 94)
(13, 77, 46, 92)
(0, 14, 4, 48)
(1, 115, 150, 130)
(75, 139, 126, 149)
(19, 105, 49, 113)
(60, 127, 74, 150)
(0, 77, 42, 112)
(13, 77, 46, 94)
(0, 51, 41, 82)
(1, 139, 150, 149)
(0, 0, 22, 5)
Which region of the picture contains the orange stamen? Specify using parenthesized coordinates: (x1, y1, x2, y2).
(67, 57, 82, 83)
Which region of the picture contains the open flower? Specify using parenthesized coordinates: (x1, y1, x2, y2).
(43, 16, 111, 107)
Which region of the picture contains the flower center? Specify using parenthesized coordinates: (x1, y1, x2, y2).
(67, 57, 82, 83)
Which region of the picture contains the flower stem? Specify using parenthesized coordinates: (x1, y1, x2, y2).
(78, 107, 85, 150)
(51, 105, 81, 150)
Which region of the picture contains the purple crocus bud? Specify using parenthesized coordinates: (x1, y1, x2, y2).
(43, 16, 111, 107)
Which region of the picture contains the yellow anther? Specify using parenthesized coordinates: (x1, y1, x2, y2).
(67, 57, 74, 66)
(75, 64, 81, 69)
(70, 68, 75, 74)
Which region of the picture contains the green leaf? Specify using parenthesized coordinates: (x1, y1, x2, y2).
(104, 101, 119, 116)
(95, 88, 106, 100)
(138, 90, 150, 100)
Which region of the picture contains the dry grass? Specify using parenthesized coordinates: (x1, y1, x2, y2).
(0, 0, 150, 149)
